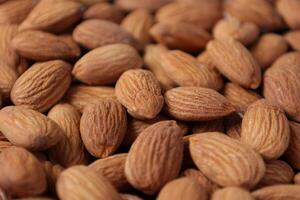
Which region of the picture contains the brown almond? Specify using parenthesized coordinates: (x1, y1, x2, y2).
(116, 0, 172, 11)
(295, 173, 300, 185)
(157, 177, 208, 200)
(197, 51, 216, 69)
(121, 194, 143, 200)
(11, 60, 72, 112)
(89, 153, 130, 191)
(63, 85, 116, 112)
(0, 141, 13, 153)
(252, 185, 300, 200)
(207, 39, 261, 89)
(212, 187, 254, 200)
(0, 61, 18, 98)
(285, 121, 300, 170)
(48, 103, 87, 167)
(57, 165, 122, 200)
(222, 82, 261, 113)
(241, 99, 290, 160)
(0, 147, 46, 197)
(190, 119, 224, 134)
(115, 69, 164, 120)
(251, 33, 288, 69)
(80, 100, 127, 158)
(271, 51, 300, 68)
(164, 87, 235, 121)
(189, 132, 266, 188)
(73, 43, 142, 85)
(73, 19, 139, 50)
(83, 3, 123, 23)
(285, 30, 300, 51)
(0, 106, 63, 151)
(276, 0, 300, 30)
(42, 161, 64, 194)
(125, 120, 183, 194)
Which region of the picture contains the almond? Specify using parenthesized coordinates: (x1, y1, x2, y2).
(89, 153, 130, 191)
(48, 103, 88, 167)
(121, 9, 154, 46)
(0, 61, 18, 98)
(120, 194, 143, 200)
(285, 121, 300, 170)
(0, 106, 63, 151)
(225, 0, 283, 31)
(57, 165, 122, 200)
(252, 185, 300, 200)
(276, 0, 300, 30)
(0, 141, 13, 153)
(207, 39, 261, 89)
(73, 19, 139, 50)
(125, 120, 183, 194)
(157, 177, 208, 200)
(241, 99, 290, 160)
(160, 50, 223, 90)
(190, 119, 224, 134)
(73, 43, 142, 85)
(256, 160, 294, 188)
(213, 17, 259, 46)
(116, 0, 172, 11)
(19, 0, 84, 33)
(42, 161, 64, 194)
(295, 173, 300, 185)
(189, 132, 265, 188)
(150, 22, 212, 52)
(0, 147, 46, 197)
(271, 51, 300, 68)
(11, 60, 72, 112)
(115, 69, 164, 120)
(284, 30, 300, 51)
(251, 33, 288, 69)
(80, 100, 127, 158)
(263, 63, 300, 122)
(211, 187, 254, 200)
(83, 3, 123, 23)
(63, 85, 116, 112)
(72, 0, 108, 6)
(197, 51, 216, 68)
(222, 82, 261, 113)
(164, 87, 235, 121)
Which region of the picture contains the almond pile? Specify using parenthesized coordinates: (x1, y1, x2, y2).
(1, 0, 300, 199)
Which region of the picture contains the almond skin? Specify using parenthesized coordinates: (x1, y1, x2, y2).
(11, 60, 72, 112)
(0, 147, 47, 197)
(115, 69, 164, 120)
(285, 121, 300, 170)
(252, 185, 300, 200)
(73, 19, 139, 50)
(63, 85, 116, 112)
(57, 165, 122, 200)
(164, 87, 235, 121)
(83, 3, 124, 23)
(0, 106, 63, 151)
(207, 39, 261, 89)
(212, 187, 254, 200)
(271, 51, 300, 68)
(157, 177, 208, 200)
(89, 153, 130, 191)
(160, 50, 223, 90)
(189, 132, 266, 189)
(80, 100, 127, 158)
(0, 141, 13, 153)
(73, 44, 142, 85)
(284, 30, 300, 51)
(295, 173, 300, 185)
(12, 30, 80, 61)
(125, 120, 183, 194)
(116, 0, 172, 11)
(19, 0, 84, 33)
(263, 63, 300, 122)
(0, 61, 18, 98)
(150, 22, 212, 52)
(48, 103, 87, 167)
(241, 99, 290, 160)
(120, 194, 143, 200)
(276, 0, 300, 30)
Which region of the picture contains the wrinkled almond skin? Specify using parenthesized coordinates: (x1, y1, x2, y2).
(12, 30, 80, 61)
(213, 17, 259, 46)
(63, 85, 116, 112)
(83, 3, 123, 23)
(89, 153, 130, 191)
(241, 100, 290, 160)
(284, 30, 300, 51)
(150, 22, 211, 52)
(157, 177, 208, 200)
(115, 69, 164, 120)
(251, 34, 288, 69)
(116, 0, 172, 11)
(256, 160, 294, 188)
(73, 44, 142, 85)
(285, 121, 300, 170)
(48, 103, 87, 167)
(190, 119, 224, 134)
(189, 132, 266, 189)
(225, 0, 283, 31)
(164, 87, 235, 121)
(212, 187, 254, 200)
(207, 39, 261, 89)
(276, 0, 300, 30)
(57, 165, 122, 200)
(271, 51, 300, 68)
(0, 147, 47, 197)
(73, 19, 139, 50)
(80, 100, 127, 158)
(223, 83, 261, 113)
(11, 60, 72, 112)
(0, 106, 63, 151)
(263, 63, 300, 122)
(252, 185, 300, 200)
(125, 121, 183, 194)
(42, 161, 64, 194)
(160, 50, 223, 90)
